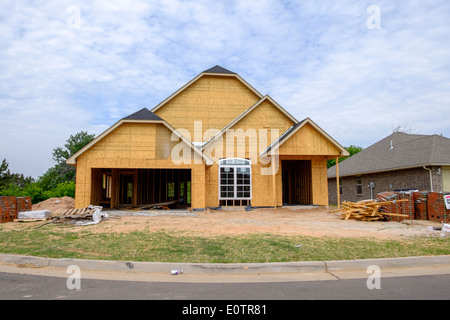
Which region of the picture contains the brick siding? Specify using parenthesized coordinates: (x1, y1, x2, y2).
(328, 166, 443, 204)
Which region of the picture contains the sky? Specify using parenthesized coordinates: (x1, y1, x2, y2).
(1, 0, 450, 178)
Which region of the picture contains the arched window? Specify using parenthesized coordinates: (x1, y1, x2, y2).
(219, 158, 252, 204)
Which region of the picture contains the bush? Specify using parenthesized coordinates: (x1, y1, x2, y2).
(48, 181, 75, 199)
(0, 181, 75, 204)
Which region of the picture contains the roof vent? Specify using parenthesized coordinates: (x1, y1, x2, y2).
(389, 140, 394, 150)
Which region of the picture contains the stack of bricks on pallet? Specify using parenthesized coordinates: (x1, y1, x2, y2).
(427, 192, 450, 223)
(377, 191, 450, 223)
(412, 191, 449, 223)
(376, 191, 414, 222)
(0, 196, 32, 223)
(413, 191, 428, 220)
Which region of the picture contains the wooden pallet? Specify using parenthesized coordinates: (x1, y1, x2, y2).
(60, 208, 96, 216)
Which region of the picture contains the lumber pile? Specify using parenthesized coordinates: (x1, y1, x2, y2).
(332, 199, 410, 221)
(117, 200, 177, 211)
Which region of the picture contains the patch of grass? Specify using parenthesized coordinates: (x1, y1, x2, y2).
(0, 226, 448, 263)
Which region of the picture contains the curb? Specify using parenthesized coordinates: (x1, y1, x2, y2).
(1, 254, 449, 275)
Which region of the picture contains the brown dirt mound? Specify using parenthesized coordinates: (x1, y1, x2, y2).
(32, 197, 75, 216)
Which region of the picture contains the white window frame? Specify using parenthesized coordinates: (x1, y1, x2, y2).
(218, 158, 252, 200)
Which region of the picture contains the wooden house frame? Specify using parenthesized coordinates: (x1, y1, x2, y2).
(67, 66, 348, 210)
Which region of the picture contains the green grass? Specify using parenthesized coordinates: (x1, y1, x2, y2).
(0, 225, 449, 263)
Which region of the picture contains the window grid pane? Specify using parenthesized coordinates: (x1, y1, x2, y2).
(219, 159, 251, 200)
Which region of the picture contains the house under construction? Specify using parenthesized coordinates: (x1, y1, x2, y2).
(67, 66, 348, 210)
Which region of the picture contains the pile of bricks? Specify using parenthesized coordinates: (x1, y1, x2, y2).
(426, 192, 450, 223)
(376, 191, 415, 222)
(379, 191, 450, 223)
(0, 196, 32, 223)
(413, 191, 428, 220)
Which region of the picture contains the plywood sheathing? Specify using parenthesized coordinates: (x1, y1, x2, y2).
(74, 122, 204, 209)
(153, 75, 262, 140)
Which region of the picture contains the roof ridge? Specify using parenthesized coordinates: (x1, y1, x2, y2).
(123, 108, 163, 121)
(202, 65, 235, 74)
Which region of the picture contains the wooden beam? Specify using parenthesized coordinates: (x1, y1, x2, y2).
(273, 157, 277, 213)
(336, 156, 340, 210)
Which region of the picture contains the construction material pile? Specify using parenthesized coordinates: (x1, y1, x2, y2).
(1, 196, 32, 223)
(32, 197, 75, 216)
(51, 206, 108, 226)
(333, 199, 410, 221)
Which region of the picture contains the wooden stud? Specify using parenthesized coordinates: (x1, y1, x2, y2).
(336, 156, 340, 210)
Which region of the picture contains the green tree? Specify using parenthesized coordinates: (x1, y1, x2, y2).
(0, 158, 34, 191)
(327, 145, 363, 168)
(38, 131, 95, 190)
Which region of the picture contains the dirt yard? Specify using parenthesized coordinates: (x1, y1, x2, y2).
(11, 198, 442, 240)
(89, 206, 441, 240)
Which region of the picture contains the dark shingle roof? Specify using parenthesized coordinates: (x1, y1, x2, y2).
(328, 132, 450, 178)
(122, 108, 163, 121)
(202, 65, 235, 74)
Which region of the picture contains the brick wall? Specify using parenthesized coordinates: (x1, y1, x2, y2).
(328, 166, 442, 204)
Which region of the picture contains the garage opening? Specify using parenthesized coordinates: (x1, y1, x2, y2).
(91, 168, 191, 209)
(282, 160, 312, 205)
(135, 169, 191, 208)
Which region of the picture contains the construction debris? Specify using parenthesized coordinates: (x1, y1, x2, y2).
(117, 201, 178, 211)
(17, 210, 52, 220)
(51, 205, 108, 226)
(331, 199, 410, 221)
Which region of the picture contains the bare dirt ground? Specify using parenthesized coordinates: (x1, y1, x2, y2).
(93, 207, 441, 240)
(10, 198, 443, 240)
(31, 197, 75, 216)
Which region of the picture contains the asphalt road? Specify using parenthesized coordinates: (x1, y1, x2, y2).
(1, 271, 449, 301)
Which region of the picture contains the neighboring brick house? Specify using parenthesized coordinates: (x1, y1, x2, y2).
(328, 132, 450, 204)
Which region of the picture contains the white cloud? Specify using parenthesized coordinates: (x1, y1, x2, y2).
(1, 0, 450, 177)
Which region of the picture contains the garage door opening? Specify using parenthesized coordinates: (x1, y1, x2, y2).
(282, 160, 312, 205)
(91, 168, 191, 209)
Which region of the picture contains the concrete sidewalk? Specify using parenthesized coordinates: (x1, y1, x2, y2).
(1, 254, 449, 276)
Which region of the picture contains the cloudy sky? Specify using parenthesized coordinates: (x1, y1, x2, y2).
(1, 0, 450, 178)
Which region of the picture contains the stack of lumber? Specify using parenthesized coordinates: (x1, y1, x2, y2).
(332, 199, 410, 221)
(117, 200, 177, 211)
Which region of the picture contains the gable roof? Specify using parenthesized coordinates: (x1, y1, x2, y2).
(259, 118, 349, 158)
(201, 95, 297, 151)
(66, 108, 213, 165)
(327, 132, 450, 178)
(151, 65, 263, 113)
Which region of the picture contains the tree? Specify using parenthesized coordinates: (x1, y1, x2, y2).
(52, 131, 96, 164)
(38, 131, 95, 190)
(327, 145, 364, 168)
(0, 158, 34, 191)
